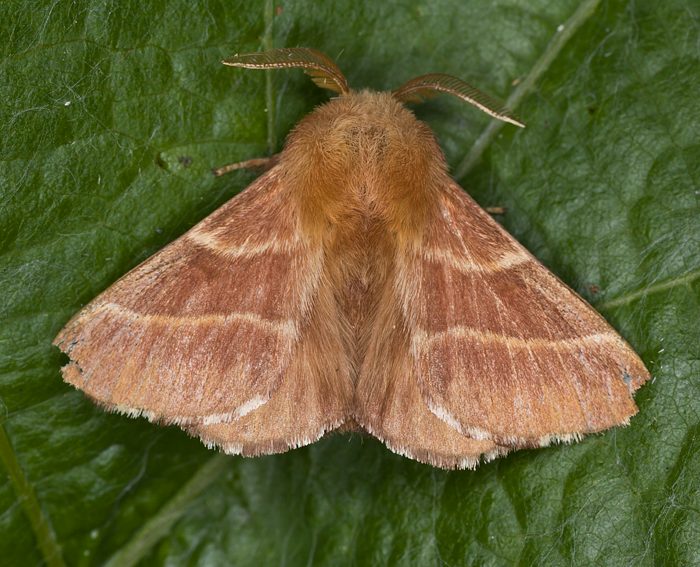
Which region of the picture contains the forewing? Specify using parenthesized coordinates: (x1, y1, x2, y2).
(404, 180, 650, 446)
(187, 267, 353, 455)
(54, 168, 330, 427)
(355, 270, 508, 469)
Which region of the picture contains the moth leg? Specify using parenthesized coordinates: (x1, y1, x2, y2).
(212, 155, 279, 177)
(484, 205, 506, 215)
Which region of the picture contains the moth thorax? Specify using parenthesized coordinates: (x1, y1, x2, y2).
(283, 90, 445, 234)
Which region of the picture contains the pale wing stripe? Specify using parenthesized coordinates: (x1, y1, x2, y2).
(422, 247, 531, 273)
(414, 326, 621, 351)
(186, 228, 297, 258)
(201, 395, 268, 425)
(100, 302, 297, 337)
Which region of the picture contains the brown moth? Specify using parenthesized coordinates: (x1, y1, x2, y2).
(54, 48, 650, 469)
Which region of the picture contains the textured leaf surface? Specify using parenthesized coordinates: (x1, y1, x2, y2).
(1, 1, 699, 565)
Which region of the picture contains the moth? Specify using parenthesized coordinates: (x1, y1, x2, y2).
(54, 48, 650, 469)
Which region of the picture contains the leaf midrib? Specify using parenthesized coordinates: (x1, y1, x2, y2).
(454, 0, 603, 179)
(0, 426, 66, 567)
(598, 268, 700, 310)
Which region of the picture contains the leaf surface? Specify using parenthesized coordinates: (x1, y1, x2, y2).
(1, 1, 698, 565)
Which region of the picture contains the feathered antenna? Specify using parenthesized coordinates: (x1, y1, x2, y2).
(393, 73, 524, 127)
(223, 47, 349, 95)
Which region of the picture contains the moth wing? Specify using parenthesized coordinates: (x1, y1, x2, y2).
(54, 169, 351, 435)
(355, 269, 509, 469)
(187, 269, 352, 455)
(405, 180, 650, 447)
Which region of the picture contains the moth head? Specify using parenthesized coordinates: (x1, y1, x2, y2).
(223, 48, 524, 128)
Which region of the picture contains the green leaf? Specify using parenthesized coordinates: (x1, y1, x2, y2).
(1, 0, 698, 565)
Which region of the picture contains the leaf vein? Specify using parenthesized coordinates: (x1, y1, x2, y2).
(599, 268, 700, 309)
(0, 425, 66, 567)
(454, 0, 603, 178)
